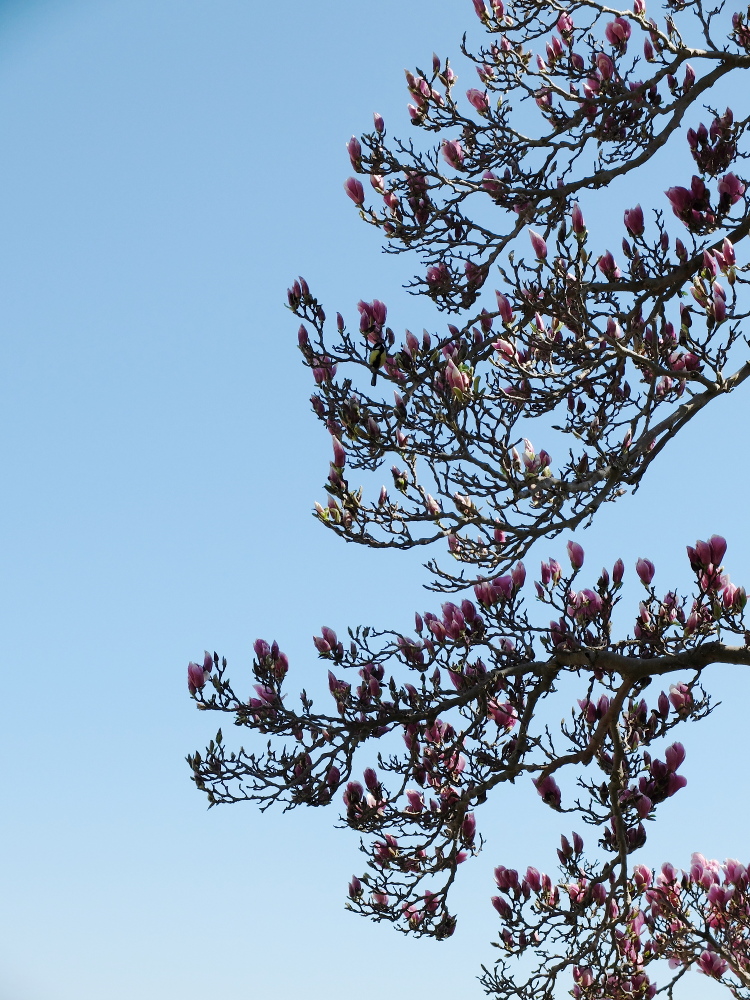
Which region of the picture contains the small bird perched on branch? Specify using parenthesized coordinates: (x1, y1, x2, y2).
(369, 342, 386, 385)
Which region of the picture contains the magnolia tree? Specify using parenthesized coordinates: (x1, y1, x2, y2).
(187, 1, 750, 996)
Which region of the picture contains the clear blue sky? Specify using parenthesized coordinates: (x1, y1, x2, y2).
(0, 2, 746, 998)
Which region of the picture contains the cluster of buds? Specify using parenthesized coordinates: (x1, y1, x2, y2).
(492, 862, 561, 923)
(520, 438, 551, 477)
(440, 355, 474, 401)
(357, 661, 385, 706)
(311, 354, 337, 385)
(421, 599, 485, 648)
(446, 654, 488, 692)
(666, 173, 745, 232)
(405, 171, 431, 227)
(327, 670, 351, 715)
(313, 625, 345, 660)
(405, 66, 448, 124)
(566, 588, 604, 625)
(425, 261, 452, 300)
(343, 769, 386, 827)
(640, 853, 750, 981)
(253, 638, 289, 684)
(637, 743, 688, 811)
(358, 298, 388, 345)
(286, 275, 313, 311)
(474, 562, 526, 606)
(732, 9, 750, 51)
(687, 109, 737, 175)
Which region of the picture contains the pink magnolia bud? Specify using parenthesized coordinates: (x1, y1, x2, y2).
(254, 639, 270, 660)
(187, 660, 207, 693)
(633, 864, 652, 890)
(571, 202, 586, 235)
(491, 895, 512, 919)
(709, 534, 727, 566)
(669, 683, 692, 715)
(363, 767, 379, 791)
(596, 52, 615, 80)
(597, 250, 621, 280)
(665, 742, 686, 772)
(525, 866, 541, 892)
(461, 812, 476, 844)
(346, 136, 362, 171)
(636, 557, 655, 586)
(466, 88, 490, 113)
(442, 139, 465, 169)
(495, 291, 515, 324)
(718, 171, 745, 208)
(528, 229, 548, 259)
(624, 204, 644, 236)
(534, 774, 562, 808)
(613, 558, 625, 585)
(567, 540, 585, 570)
(344, 177, 365, 205)
(373, 112, 385, 134)
(331, 436, 346, 468)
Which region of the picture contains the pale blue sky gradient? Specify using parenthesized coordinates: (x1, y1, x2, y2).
(0, 2, 747, 998)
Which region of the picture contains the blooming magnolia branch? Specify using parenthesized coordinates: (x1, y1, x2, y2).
(290, 0, 750, 588)
(188, 1, 750, 997)
(188, 535, 749, 996)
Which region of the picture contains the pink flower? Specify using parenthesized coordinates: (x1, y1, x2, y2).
(605, 17, 631, 52)
(669, 683, 692, 716)
(461, 812, 477, 844)
(665, 742, 686, 771)
(623, 204, 644, 236)
(718, 172, 745, 209)
(331, 436, 346, 468)
(466, 88, 490, 114)
(636, 557, 655, 585)
(528, 229, 548, 259)
(495, 291, 515, 324)
(491, 895, 512, 919)
(534, 774, 562, 808)
(596, 52, 615, 80)
(698, 951, 728, 978)
(597, 250, 621, 280)
(346, 136, 362, 171)
(567, 540, 585, 570)
(187, 661, 207, 693)
(571, 202, 586, 235)
(344, 177, 365, 205)
(442, 139, 465, 169)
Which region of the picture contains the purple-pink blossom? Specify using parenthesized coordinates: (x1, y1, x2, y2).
(528, 229, 548, 259)
(344, 177, 365, 205)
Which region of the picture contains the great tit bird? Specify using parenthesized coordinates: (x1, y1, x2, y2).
(369, 342, 386, 386)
